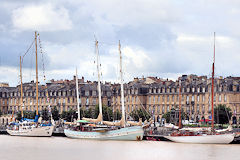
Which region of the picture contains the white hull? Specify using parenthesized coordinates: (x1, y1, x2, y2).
(64, 126, 144, 141)
(165, 133, 235, 144)
(7, 125, 54, 137)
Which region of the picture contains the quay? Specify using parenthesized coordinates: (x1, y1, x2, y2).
(1, 124, 240, 144)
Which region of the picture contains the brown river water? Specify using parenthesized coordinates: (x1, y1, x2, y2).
(0, 135, 239, 160)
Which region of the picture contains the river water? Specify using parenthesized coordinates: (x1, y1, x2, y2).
(0, 135, 239, 160)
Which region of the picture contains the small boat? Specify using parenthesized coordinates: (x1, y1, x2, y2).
(7, 31, 54, 137)
(7, 120, 54, 137)
(165, 131, 235, 144)
(165, 33, 234, 144)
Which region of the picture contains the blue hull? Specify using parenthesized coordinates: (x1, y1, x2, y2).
(64, 126, 144, 141)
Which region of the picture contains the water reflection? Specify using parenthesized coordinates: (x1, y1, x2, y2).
(1, 135, 239, 160)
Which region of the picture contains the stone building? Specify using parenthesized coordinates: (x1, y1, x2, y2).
(1, 74, 240, 123)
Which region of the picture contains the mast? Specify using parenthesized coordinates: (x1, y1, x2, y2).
(76, 68, 80, 120)
(35, 31, 39, 116)
(95, 40, 103, 121)
(20, 56, 23, 118)
(119, 40, 125, 127)
(178, 79, 182, 128)
(211, 32, 216, 131)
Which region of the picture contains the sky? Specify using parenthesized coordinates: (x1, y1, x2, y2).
(1, 0, 240, 86)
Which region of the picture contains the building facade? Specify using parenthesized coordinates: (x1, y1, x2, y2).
(1, 75, 240, 123)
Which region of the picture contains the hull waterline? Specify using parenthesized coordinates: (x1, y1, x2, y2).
(164, 133, 235, 144)
(6, 125, 54, 137)
(64, 126, 143, 141)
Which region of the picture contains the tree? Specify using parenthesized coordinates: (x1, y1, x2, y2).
(130, 108, 151, 122)
(61, 109, 78, 122)
(162, 111, 171, 123)
(113, 109, 121, 120)
(214, 104, 232, 124)
(162, 108, 186, 124)
(52, 106, 60, 121)
(16, 111, 36, 121)
(41, 108, 50, 121)
(92, 105, 113, 121)
(0, 109, 2, 117)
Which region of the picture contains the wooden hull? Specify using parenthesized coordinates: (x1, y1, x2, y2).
(6, 126, 54, 137)
(64, 126, 143, 141)
(164, 133, 235, 144)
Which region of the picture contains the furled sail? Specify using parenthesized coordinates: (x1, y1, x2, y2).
(216, 125, 233, 133)
(82, 113, 102, 123)
(127, 118, 142, 126)
(103, 116, 125, 127)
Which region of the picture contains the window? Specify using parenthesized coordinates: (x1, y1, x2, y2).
(93, 98, 96, 105)
(86, 98, 89, 105)
(92, 91, 96, 96)
(224, 95, 227, 102)
(153, 96, 155, 103)
(167, 96, 169, 102)
(192, 96, 194, 101)
(162, 105, 165, 114)
(202, 105, 205, 113)
(186, 96, 189, 102)
(167, 105, 169, 112)
(85, 91, 89, 96)
(219, 95, 222, 102)
(202, 96, 205, 102)
(149, 97, 151, 103)
(197, 95, 199, 102)
(191, 105, 194, 114)
(158, 96, 160, 102)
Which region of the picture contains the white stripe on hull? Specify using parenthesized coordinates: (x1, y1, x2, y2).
(64, 126, 144, 141)
(6, 126, 54, 137)
(165, 133, 235, 144)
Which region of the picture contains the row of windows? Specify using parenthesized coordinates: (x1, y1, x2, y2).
(148, 94, 227, 103)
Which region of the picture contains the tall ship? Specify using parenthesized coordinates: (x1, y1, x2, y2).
(64, 40, 144, 140)
(6, 31, 54, 137)
(164, 33, 235, 144)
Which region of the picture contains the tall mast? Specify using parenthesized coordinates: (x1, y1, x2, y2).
(35, 31, 39, 116)
(119, 40, 125, 127)
(178, 79, 182, 128)
(211, 32, 216, 131)
(20, 56, 23, 118)
(76, 68, 80, 120)
(96, 40, 103, 121)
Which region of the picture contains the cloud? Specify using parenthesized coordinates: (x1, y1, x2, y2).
(1, 0, 240, 87)
(12, 4, 72, 32)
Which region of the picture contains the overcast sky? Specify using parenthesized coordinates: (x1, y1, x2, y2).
(1, 0, 240, 86)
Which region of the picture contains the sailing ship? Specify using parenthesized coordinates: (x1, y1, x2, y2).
(64, 40, 144, 140)
(6, 31, 54, 137)
(164, 33, 235, 144)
